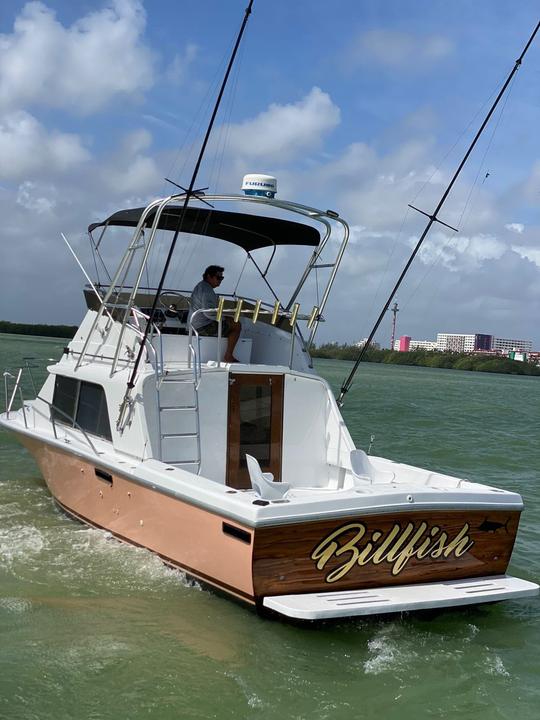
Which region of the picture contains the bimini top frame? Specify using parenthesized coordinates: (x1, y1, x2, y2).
(81, 192, 349, 373)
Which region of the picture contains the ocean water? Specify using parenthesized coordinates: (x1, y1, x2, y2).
(0, 333, 539, 720)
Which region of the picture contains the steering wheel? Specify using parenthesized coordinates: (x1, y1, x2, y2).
(157, 291, 189, 331)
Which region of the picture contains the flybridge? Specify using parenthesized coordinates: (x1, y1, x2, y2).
(83, 190, 351, 380)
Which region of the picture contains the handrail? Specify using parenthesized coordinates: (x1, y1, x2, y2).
(188, 311, 205, 373)
(3, 366, 102, 455)
(3, 369, 28, 428)
(35, 394, 99, 455)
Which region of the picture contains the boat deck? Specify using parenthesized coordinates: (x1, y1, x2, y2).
(2, 406, 523, 529)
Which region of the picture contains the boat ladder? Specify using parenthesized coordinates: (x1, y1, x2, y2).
(157, 372, 201, 474)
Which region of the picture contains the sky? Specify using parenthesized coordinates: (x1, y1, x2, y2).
(1, 0, 539, 348)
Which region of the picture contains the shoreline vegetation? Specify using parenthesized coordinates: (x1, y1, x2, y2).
(2, 322, 538, 376)
(0, 321, 77, 339)
(311, 343, 540, 376)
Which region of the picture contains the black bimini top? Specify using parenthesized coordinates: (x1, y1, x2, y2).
(88, 206, 320, 252)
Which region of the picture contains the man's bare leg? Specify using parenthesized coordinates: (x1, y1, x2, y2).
(224, 320, 241, 363)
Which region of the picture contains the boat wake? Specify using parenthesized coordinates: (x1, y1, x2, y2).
(0, 517, 201, 595)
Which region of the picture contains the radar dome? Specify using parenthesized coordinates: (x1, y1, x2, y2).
(241, 174, 277, 198)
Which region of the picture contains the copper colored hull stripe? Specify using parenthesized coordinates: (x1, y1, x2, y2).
(53, 497, 256, 604)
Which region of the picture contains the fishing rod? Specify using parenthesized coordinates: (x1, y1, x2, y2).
(123, 1, 254, 399)
(337, 19, 540, 407)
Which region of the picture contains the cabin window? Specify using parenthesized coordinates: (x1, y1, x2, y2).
(52, 376, 78, 425)
(52, 376, 112, 441)
(76, 382, 112, 440)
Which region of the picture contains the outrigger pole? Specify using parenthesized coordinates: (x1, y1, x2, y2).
(123, 1, 255, 399)
(337, 20, 540, 407)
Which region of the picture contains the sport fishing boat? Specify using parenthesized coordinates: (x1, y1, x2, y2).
(2, 4, 538, 620)
(1, 173, 538, 620)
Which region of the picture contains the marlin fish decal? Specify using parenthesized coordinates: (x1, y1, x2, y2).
(478, 518, 511, 533)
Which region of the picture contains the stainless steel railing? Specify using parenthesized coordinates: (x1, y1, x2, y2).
(3, 366, 99, 455)
(3, 369, 28, 428)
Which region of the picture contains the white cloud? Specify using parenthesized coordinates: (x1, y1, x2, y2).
(347, 29, 453, 69)
(522, 160, 540, 202)
(166, 43, 198, 85)
(417, 232, 506, 272)
(99, 129, 161, 194)
(223, 87, 340, 163)
(505, 222, 524, 234)
(0, 111, 89, 179)
(16, 180, 57, 214)
(512, 245, 540, 268)
(0, 0, 154, 114)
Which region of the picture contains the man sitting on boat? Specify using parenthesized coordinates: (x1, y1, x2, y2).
(190, 265, 241, 363)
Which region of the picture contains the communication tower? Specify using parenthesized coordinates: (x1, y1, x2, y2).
(390, 301, 399, 350)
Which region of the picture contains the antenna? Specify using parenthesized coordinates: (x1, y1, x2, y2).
(337, 19, 540, 407)
(389, 301, 399, 350)
(119, 1, 255, 411)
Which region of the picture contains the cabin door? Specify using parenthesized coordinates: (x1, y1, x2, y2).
(226, 373, 284, 489)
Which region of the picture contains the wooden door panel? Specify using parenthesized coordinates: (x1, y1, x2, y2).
(226, 374, 283, 489)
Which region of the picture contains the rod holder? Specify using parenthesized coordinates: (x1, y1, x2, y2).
(307, 305, 319, 329)
(289, 303, 300, 327)
(252, 299, 262, 323)
(271, 300, 280, 325)
(233, 298, 244, 323)
(216, 296, 225, 323)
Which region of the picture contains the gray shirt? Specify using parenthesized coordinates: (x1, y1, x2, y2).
(190, 280, 217, 329)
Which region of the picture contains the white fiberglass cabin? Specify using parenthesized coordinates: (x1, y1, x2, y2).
(2, 177, 537, 620)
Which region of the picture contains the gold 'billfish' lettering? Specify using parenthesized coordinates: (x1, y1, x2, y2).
(311, 521, 474, 583)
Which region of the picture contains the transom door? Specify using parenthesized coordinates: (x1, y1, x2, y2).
(226, 373, 284, 489)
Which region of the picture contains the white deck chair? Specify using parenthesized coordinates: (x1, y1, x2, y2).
(246, 454, 290, 500)
(350, 449, 395, 486)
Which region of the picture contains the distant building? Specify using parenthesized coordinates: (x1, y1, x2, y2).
(394, 336, 437, 352)
(493, 337, 533, 353)
(399, 335, 411, 352)
(355, 338, 380, 350)
(394, 330, 533, 355)
(474, 334, 493, 351)
(437, 333, 475, 352)
(509, 350, 527, 362)
(410, 340, 438, 351)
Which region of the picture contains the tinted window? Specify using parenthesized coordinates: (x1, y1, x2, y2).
(52, 376, 78, 425)
(76, 382, 112, 441)
(51, 376, 112, 441)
